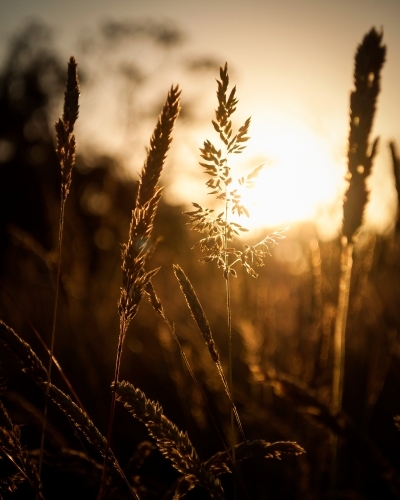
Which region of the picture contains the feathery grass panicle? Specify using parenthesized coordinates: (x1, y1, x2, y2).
(185, 62, 276, 471)
(342, 28, 386, 242)
(0, 400, 44, 499)
(115, 381, 225, 499)
(186, 63, 281, 279)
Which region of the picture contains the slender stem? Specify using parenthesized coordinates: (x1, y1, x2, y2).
(332, 241, 353, 414)
(99, 318, 128, 500)
(331, 240, 353, 496)
(38, 199, 65, 479)
(223, 189, 236, 498)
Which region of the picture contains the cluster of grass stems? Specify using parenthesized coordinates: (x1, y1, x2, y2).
(0, 26, 397, 500)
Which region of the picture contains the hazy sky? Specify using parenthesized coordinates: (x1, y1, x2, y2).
(1, 0, 400, 236)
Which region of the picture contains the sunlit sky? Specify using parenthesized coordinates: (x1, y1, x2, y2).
(1, 0, 400, 239)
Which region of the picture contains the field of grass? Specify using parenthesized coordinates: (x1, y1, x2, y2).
(0, 25, 400, 500)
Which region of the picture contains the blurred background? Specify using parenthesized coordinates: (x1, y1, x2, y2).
(1, 1, 400, 499)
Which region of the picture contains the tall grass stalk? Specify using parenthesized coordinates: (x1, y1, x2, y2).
(332, 27, 385, 414)
(186, 64, 284, 486)
(99, 85, 180, 499)
(38, 57, 79, 480)
(332, 240, 353, 414)
(331, 28, 385, 494)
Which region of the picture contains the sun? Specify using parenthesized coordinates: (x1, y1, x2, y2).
(166, 111, 347, 240)
(237, 115, 345, 237)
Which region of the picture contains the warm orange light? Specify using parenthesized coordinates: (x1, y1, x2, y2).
(232, 115, 345, 237)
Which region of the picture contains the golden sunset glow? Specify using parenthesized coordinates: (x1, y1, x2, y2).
(167, 113, 347, 239)
(239, 116, 344, 232)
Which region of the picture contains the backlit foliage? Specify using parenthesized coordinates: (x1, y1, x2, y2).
(186, 63, 285, 279)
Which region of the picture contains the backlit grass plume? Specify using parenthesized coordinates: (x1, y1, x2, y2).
(101, 85, 181, 498)
(185, 63, 284, 468)
(115, 381, 225, 499)
(185, 63, 284, 280)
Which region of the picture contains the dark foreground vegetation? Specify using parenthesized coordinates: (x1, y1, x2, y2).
(0, 22, 400, 500)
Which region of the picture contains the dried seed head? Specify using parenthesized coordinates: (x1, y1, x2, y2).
(63, 56, 80, 132)
(342, 28, 386, 242)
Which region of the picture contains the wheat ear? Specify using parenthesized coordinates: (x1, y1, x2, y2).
(0, 400, 44, 499)
(100, 85, 180, 499)
(115, 380, 225, 499)
(173, 265, 247, 446)
(0, 321, 139, 499)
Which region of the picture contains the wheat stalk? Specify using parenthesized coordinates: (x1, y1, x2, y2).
(186, 64, 284, 470)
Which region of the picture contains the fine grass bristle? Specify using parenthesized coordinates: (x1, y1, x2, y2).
(115, 380, 225, 499)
